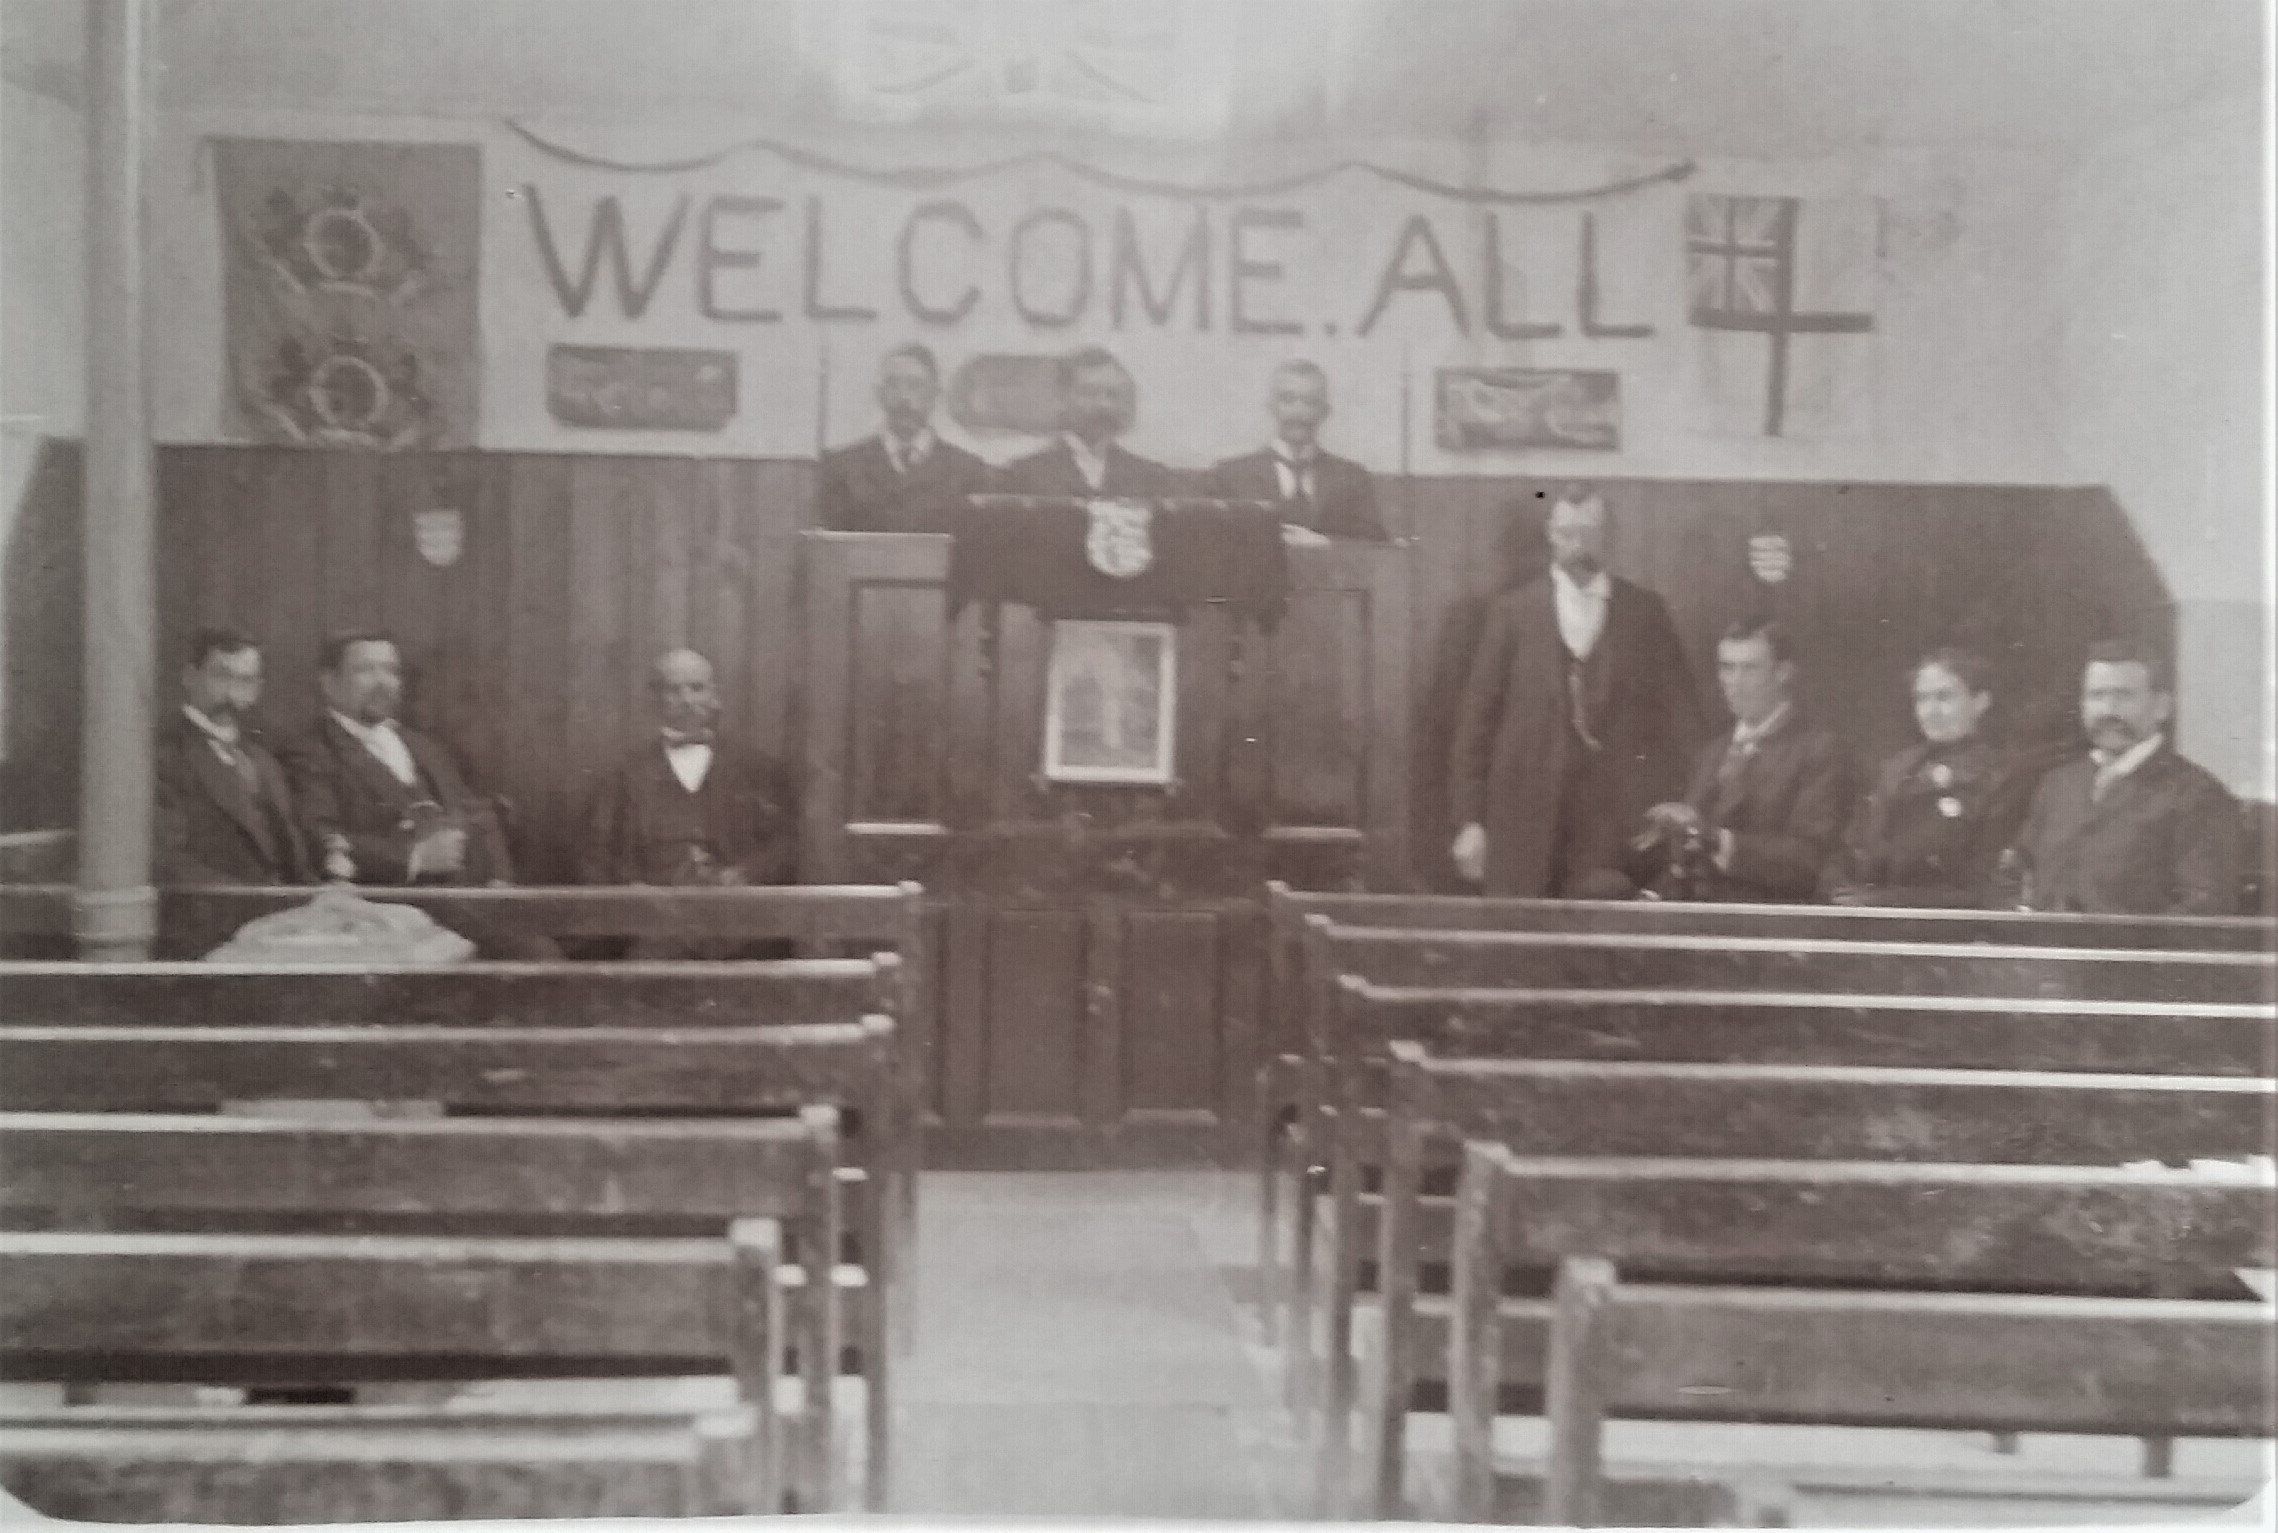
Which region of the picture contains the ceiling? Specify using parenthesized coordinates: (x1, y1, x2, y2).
(2, 0, 2266, 155)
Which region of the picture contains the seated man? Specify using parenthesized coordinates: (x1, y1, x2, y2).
(281, 631, 515, 887)
(581, 649, 798, 958)
(156, 627, 308, 886)
(1990, 639, 2240, 914)
(1626, 617, 1851, 902)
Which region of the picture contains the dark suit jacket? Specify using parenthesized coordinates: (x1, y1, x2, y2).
(579, 738, 799, 886)
(1995, 746, 2240, 915)
(279, 715, 514, 886)
(997, 439, 1180, 498)
(1449, 576, 1699, 896)
(154, 712, 308, 884)
(1631, 709, 1852, 901)
(816, 433, 991, 532)
(1201, 448, 1387, 541)
(1823, 738, 2038, 907)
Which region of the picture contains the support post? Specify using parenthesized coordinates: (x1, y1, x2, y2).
(74, 0, 158, 960)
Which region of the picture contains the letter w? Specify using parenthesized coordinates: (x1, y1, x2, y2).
(525, 187, 690, 319)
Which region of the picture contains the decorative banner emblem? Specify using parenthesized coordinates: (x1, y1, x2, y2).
(1747, 532, 1795, 585)
(254, 184, 432, 303)
(1084, 499, 1155, 579)
(252, 334, 437, 449)
(413, 507, 464, 568)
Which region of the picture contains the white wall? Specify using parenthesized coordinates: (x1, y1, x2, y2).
(2059, 92, 2272, 797)
(147, 108, 2073, 484)
(0, 73, 86, 745)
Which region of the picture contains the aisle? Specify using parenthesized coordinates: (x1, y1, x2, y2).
(890, 1171, 1305, 1518)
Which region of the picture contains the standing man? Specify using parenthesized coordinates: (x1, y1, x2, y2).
(280, 631, 516, 887)
(816, 343, 990, 532)
(581, 648, 799, 889)
(1447, 488, 1697, 895)
(1626, 617, 1851, 902)
(1991, 639, 2240, 914)
(155, 627, 307, 885)
(998, 346, 1179, 497)
(1204, 360, 1387, 544)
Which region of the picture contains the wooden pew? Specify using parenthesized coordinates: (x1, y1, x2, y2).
(1354, 1048, 2278, 1514)
(0, 961, 905, 1510)
(1256, 898, 2273, 1306)
(0, 880, 937, 1286)
(0, 1107, 842, 1518)
(1447, 1147, 2276, 1525)
(1267, 917, 2276, 1369)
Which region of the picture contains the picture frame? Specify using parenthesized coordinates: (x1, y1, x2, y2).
(1041, 619, 1178, 785)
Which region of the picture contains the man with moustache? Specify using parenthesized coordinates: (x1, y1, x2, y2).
(1991, 639, 2240, 914)
(1203, 360, 1387, 544)
(1447, 487, 1698, 896)
(998, 346, 1179, 498)
(155, 627, 308, 885)
(280, 632, 516, 887)
(817, 343, 990, 532)
(1625, 616, 1851, 902)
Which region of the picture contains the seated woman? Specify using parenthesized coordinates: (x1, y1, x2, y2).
(1823, 646, 2038, 907)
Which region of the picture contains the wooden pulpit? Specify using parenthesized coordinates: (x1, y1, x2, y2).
(798, 503, 1410, 1164)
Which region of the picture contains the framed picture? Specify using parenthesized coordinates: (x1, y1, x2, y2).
(1041, 620, 1178, 785)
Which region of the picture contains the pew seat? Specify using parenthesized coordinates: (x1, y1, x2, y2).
(1442, 1149, 2277, 1525)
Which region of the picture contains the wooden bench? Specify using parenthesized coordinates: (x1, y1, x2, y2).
(1268, 923, 2276, 1390)
(1351, 1048, 2278, 1515)
(0, 959, 906, 1510)
(0, 880, 937, 1286)
(1258, 902, 2275, 1318)
(0, 1107, 841, 1518)
(1447, 1147, 2276, 1525)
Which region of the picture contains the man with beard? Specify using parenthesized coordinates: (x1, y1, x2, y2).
(580, 648, 798, 894)
(1203, 360, 1387, 543)
(817, 343, 990, 532)
(1447, 487, 1698, 895)
(998, 346, 1179, 497)
(155, 627, 308, 885)
(1991, 639, 2239, 913)
(281, 632, 516, 887)
(1625, 616, 1851, 902)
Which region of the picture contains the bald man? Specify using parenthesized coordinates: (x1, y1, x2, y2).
(579, 649, 799, 893)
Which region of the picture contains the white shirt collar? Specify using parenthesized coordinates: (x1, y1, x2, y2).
(1272, 438, 1317, 465)
(1731, 700, 1793, 749)
(1550, 563, 1612, 603)
(662, 738, 714, 793)
(2093, 732, 2165, 780)
(1062, 432, 1111, 490)
(183, 704, 240, 746)
(885, 425, 934, 469)
(330, 708, 420, 786)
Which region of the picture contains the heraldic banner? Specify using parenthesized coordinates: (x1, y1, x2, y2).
(214, 138, 481, 449)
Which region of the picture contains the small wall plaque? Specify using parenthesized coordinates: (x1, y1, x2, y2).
(1434, 368, 1620, 452)
(547, 345, 738, 431)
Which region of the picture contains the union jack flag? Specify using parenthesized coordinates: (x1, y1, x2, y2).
(1684, 193, 1879, 438)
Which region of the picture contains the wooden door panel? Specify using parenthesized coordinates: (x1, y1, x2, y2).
(983, 909, 1089, 1124)
(846, 582, 951, 825)
(1118, 909, 1226, 1115)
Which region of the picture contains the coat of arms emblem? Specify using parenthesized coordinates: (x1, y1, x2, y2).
(1084, 499, 1155, 579)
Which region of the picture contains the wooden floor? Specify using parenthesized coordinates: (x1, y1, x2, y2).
(894, 1170, 1306, 1518)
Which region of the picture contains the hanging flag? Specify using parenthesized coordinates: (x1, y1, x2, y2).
(804, 0, 1235, 139)
(1684, 193, 1880, 439)
(213, 139, 481, 449)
